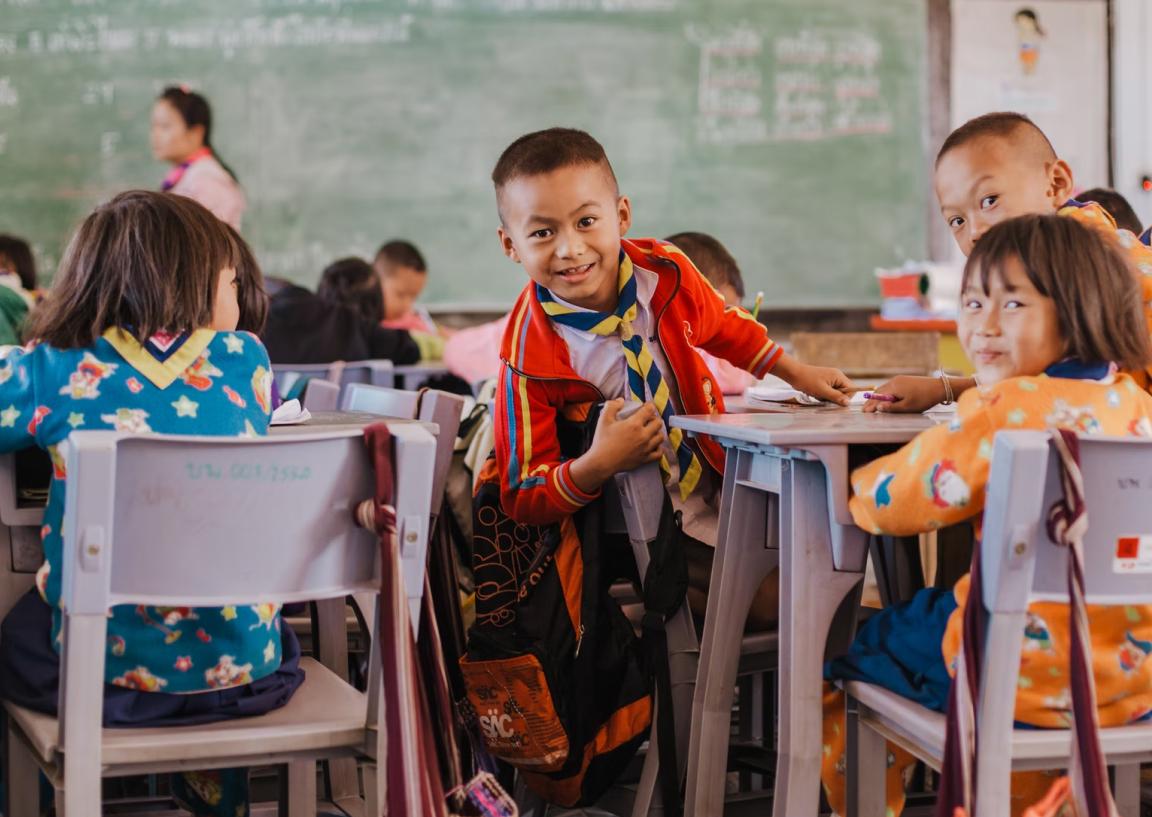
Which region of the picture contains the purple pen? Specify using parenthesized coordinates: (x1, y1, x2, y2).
(862, 392, 897, 403)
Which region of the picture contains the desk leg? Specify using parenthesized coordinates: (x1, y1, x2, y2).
(773, 459, 863, 817)
(685, 450, 778, 817)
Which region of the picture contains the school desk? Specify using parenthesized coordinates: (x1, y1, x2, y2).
(671, 406, 945, 817)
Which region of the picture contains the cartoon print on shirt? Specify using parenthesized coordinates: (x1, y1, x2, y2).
(923, 459, 971, 509)
(59, 353, 118, 400)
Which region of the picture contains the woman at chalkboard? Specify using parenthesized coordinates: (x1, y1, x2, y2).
(151, 86, 246, 230)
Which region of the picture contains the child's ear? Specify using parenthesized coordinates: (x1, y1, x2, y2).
(616, 195, 632, 237)
(497, 226, 521, 263)
(1046, 159, 1075, 205)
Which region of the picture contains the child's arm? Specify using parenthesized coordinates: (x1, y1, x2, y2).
(849, 394, 995, 536)
(862, 375, 978, 413)
(0, 347, 40, 452)
(495, 364, 662, 525)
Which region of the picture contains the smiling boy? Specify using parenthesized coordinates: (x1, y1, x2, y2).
(491, 127, 853, 529)
(867, 112, 1152, 412)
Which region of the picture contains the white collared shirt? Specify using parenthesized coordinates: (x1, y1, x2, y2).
(545, 265, 719, 544)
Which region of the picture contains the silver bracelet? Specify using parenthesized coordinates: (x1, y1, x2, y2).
(939, 374, 955, 405)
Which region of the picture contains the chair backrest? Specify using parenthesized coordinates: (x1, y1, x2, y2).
(340, 383, 421, 418)
(300, 378, 340, 413)
(981, 431, 1152, 612)
(791, 331, 939, 378)
(337, 384, 466, 518)
(610, 462, 666, 544)
(60, 425, 436, 615)
(417, 390, 467, 512)
(275, 360, 396, 394)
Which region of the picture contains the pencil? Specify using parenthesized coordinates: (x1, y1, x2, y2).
(751, 291, 764, 319)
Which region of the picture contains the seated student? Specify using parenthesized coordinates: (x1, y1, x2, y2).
(867, 112, 1152, 412)
(1078, 186, 1144, 234)
(821, 214, 1152, 817)
(260, 258, 420, 366)
(490, 128, 854, 628)
(664, 231, 758, 394)
(0, 234, 37, 345)
(0, 190, 302, 817)
(0, 233, 38, 297)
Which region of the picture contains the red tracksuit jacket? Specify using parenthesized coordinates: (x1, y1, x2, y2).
(495, 237, 783, 525)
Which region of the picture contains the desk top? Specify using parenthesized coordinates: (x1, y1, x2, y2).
(673, 405, 945, 447)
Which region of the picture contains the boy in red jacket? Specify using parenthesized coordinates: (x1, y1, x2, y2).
(492, 128, 853, 622)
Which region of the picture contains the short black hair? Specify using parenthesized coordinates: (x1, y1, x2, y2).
(0, 235, 36, 291)
(492, 127, 618, 200)
(373, 240, 426, 274)
(664, 232, 745, 300)
(1078, 188, 1144, 235)
(937, 112, 1056, 166)
(318, 256, 384, 324)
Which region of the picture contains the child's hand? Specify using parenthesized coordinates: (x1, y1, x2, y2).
(774, 356, 856, 406)
(570, 399, 665, 492)
(862, 375, 975, 413)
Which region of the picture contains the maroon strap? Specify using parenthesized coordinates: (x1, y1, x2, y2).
(362, 423, 517, 817)
(362, 422, 447, 817)
(1045, 429, 1116, 817)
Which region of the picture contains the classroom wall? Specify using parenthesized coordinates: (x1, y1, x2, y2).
(1113, 0, 1152, 229)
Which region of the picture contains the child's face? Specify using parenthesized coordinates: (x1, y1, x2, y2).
(380, 264, 426, 321)
(150, 100, 204, 164)
(958, 255, 1064, 385)
(211, 267, 240, 331)
(497, 164, 631, 313)
(935, 137, 1073, 256)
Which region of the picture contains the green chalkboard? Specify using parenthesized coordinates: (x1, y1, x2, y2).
(0, 0, 927, 307)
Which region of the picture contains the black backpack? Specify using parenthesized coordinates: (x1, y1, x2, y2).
(459, 406, 688, 809)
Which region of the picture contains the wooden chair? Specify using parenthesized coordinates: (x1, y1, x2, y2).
(790, 331, 939, 378)
(845, 432, 1152, 816)
(2, 425, 436, 817)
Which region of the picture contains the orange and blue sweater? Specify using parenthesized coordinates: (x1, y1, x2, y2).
(495, 238, 781, 526)
(850, 373, 1152, 727)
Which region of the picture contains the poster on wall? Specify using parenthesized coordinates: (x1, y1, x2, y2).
(951, 0, 1108, 193)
